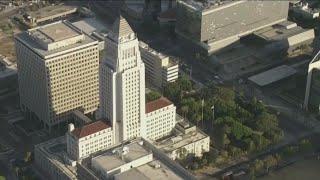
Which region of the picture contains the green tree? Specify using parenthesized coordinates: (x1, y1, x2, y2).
(178, 75, 192, 91)
(299, 139, 313, 152)
(146, 91, 161, 102)
(163, 82, 181, 105)
(264, 155, 278, 172)
(180, 105, 189, 118)
(229, 146, 243, 158)
(249, 166, 256, 180)
(253, 159, 264, 173)
(202, 151, 217, 164)
(281, 146, 299, 158)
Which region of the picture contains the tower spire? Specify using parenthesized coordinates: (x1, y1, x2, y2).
(109, 15, 134, 41)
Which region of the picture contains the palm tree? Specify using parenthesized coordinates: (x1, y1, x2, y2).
(181, 106, 189, 119)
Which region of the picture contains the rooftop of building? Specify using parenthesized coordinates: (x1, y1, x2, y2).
(92, 141, 152, 171)
(114, 160, 182, 180)
(33, 22, 80, 42)
(248, 65, 297, 87)
(178, 0, 236, 12)
(166, 58, 179, 68)
(253, 21, 313, 41)
(139, 41, 168, 59)
(35, 136, 77, 179)
(71, 120, 111, 139)
(146, 97, 173, 113)
(153, 121, 209, 153)
(26, 4, 77, 20)
(72, 18, 110, 35)
(15, 21, 98, 58)
(139, 41, 179, 67)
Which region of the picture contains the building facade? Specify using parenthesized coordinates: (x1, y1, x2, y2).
(15, 21, 100, 130)
(145, 97, 176, 141)
(153, 121, 210, 160)
(99, 16, 146, 143)
(176, 0, 289, 53)
(34, 137, 77, 180)
(139, 41, 179, 89)
(66, 121, 114, 160)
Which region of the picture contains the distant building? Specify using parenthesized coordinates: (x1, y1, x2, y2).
(122, 0, 146, 20)
(139, 41, 179, 89)
(304, 50, 320, 111)
(291, 2, 320, 19)
(15, 21, 100, 131)
(175, 0, 289, 54)
(145, 97, 176, 141)
(99, 16, 146, 142)
(66, 121, 114, 161)
(22, 5, 77, 27)
(152, 121, 210, 160)
(253, 21, 315, 55)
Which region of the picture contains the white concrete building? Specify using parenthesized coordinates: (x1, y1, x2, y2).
(153, 121, 210, 160)
(15, 21, 100, 130)
(66, 121, 114, 160)
(145, 97, 176, 141)
(91, 141, 153, 179)
(139, 41, 179, 89)
(99, 16, 146, 143)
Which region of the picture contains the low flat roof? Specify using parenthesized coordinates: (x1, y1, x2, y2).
(72, 18, 109, 35)
(27, 4, 76, 20)
(115, 168, 149, 180)
(92, 141, 151, 171)
(15, 21, 97, 58)
(36, 22, 80, 42)
(253, 21, 312, 41)
(136, 160, 182, 180)
(248, 65, 297, 86)
(154, 124, 208, 153)
(115, 160, 182, 180)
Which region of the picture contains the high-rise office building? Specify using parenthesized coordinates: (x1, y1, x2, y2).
(99, 16, 146, 143)
(176, 0, 289, 54)
(15, 21, 100, 130)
